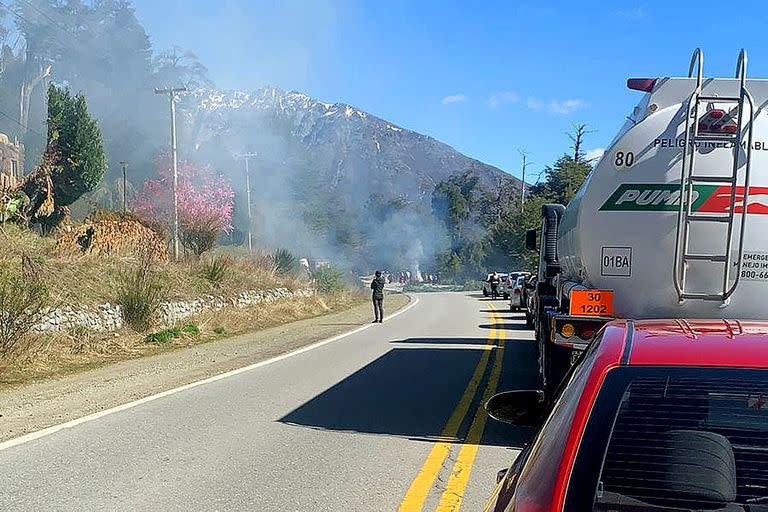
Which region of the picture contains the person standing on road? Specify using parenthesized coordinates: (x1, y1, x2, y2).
(371, 270, 385, 323)
(489, 271, 501, 300)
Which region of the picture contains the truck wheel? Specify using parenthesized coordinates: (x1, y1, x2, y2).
(483, 289, 488, 297)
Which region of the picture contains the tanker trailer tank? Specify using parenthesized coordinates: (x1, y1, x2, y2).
(529, 48, 768, 395)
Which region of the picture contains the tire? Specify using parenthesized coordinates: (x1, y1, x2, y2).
(483, 288, 488, 297)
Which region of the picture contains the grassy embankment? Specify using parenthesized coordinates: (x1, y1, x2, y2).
(0, 224, 368, 387)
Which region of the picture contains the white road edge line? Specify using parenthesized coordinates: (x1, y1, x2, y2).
(0, 294, 420, 452)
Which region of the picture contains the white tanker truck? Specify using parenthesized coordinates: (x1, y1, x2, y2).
(528, 48, 768, 394)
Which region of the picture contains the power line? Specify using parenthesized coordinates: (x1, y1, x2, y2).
(0, 1, 70, 51)
(1, 0, 100, 59)
(0, 107, 43, 138)
(18, 0, 64, 33)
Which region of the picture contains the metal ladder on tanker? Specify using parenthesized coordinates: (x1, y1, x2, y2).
(673, 48, 756, 305)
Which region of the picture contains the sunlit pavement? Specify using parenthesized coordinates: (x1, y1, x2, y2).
(0, 293, 538, 511)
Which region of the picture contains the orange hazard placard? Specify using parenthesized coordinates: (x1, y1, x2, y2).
(569, 289, 614, 317)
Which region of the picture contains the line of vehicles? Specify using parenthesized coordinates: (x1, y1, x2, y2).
(483, 49, 768, 511)
(482, 272, 533, 305)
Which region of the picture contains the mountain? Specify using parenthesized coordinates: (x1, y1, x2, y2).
(179, 86, 518, 270)
(187, 87, 518, 206)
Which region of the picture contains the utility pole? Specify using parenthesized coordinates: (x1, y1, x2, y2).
(518, 149, 532, 214)
(239, 152, 258, 252)
(119, 161, 128, 212)
(155, 86, 187, 260)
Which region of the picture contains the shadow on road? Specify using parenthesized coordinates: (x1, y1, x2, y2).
(478, 323, 529, 331)
(279, 336, 538, 448)
(390, 337, 494, 345)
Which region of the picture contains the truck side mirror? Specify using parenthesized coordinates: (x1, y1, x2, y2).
(485, 390, 546, 428)
(525, 229, 537, 251)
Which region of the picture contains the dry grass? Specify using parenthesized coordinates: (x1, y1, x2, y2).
(0, 291, 367, 387)
(196, 291, 365, 337)
(0, 224, 363, 386)
(0, 224, 308, 306)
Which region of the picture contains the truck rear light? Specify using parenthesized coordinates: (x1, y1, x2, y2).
(627, 78, 657, 92)
(708, 109, 726, 119)
(561, 323, 575, 338)
(698, 109, 737, 134)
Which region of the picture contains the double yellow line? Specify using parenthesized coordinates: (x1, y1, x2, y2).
(398, 303, 506, 512)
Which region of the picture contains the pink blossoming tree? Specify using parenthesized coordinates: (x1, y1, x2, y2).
(133, 154, 234, 255)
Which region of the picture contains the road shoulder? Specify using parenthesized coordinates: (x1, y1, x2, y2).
(0, 293, 410, 443)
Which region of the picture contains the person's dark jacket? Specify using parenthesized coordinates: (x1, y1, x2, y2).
(371, 277, 385, 300)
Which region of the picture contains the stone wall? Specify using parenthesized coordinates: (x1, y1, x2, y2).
(34, 288, 315, 333)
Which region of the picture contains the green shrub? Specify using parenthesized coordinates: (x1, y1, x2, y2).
(312, 266, 346, 294)
(116, 255, 166, 332)
(274, 248, 297, 274)
(181, 324, 200, 335)
(145, 327, 179, 344)
(200, 254, 229, 285)
(145, 324, 200, 344)
(0, 264, 50, 362)
(181, 226, 218, 256)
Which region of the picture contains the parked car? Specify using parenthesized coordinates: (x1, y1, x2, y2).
(483, 273, 508, 298)
(509, 275, 527, 312)
(483, 319, 768, 512)
(523, 276, 537, 327)
(500, 271, 530, 300)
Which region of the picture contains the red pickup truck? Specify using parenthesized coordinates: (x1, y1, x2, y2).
(484, 319, 768, 512)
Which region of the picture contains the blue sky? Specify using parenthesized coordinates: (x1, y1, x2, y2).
(133, 0, 768, 183)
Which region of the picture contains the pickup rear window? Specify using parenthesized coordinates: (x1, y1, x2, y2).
(566, 367, 768, 511)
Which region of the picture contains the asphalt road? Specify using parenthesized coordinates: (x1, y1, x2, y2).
(0, 292, 539, 511)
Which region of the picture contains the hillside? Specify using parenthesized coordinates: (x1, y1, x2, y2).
(170, 87, 518, 271)
(188, 87, 517, 206)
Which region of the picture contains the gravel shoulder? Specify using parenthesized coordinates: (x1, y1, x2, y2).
(0, 293, 410, 443)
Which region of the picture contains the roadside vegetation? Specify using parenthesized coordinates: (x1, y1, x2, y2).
(0, 83, 365, 386)
(0, 221, 367, 383)
(431, 125, 594, 280)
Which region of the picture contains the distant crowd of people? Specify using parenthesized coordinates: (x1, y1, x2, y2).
(389, 271, 440, 284)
